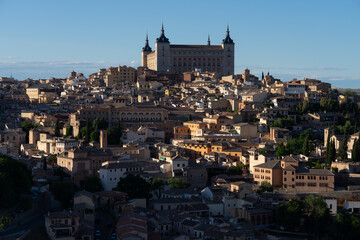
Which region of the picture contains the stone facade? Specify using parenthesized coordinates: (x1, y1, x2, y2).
(142, 25, 235, 76)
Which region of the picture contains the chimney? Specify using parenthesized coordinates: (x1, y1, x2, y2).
(100, 130, 107, 148)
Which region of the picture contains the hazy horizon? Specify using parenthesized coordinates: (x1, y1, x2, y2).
(1, 0, 359, 88)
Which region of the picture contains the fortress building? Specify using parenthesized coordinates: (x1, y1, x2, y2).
(141, 25, 235, 76)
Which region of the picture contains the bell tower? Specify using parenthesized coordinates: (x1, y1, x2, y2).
(221, 25, 235, 76)
(155, 24, 171, 72)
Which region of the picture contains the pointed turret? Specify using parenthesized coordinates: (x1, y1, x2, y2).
(142, 33, 152, 52)
(222, 24, 234, 44)
(207, 34, 211, 46)
(156, 23, 169, 43)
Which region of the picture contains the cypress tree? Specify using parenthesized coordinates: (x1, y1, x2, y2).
(327, 140, 336, 165)
(54, 119, 60, 137)
(339, 134, 348, 161)
(326, 132, 331, 161)
(302, 135, 310, 156)
(352, 138, 360, 162)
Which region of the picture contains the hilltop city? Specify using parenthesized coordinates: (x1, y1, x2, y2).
(1, 26, 360, 240)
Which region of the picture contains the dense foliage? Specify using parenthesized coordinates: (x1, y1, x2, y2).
(21, 121, 40, 143)
(77, 118, 122, 145)
(276, 195, 329, 238)
(115, 174, 151, 199)
(54, 119, 61, 137)
(276, 129, 314, 158)
(0, 215, 13, 231)
(50, 181, 75, 208)
(270, 117, 294, 129)
(80, 176, 103, 193)
(0, 154, 32, 208)
(257, 181, 273, 193)
(169, 178, 191, 189)
(151, 178, 167, 198)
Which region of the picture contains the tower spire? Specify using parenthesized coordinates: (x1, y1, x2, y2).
(156, 23, 169, 43)
(222, 24, 234, 44)
(207, 34, 211, 46)
(142, 33, 152, 52)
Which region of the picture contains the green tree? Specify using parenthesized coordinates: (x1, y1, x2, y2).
(65, 125, 73, 137)
(107, 125, 123, 145)
(327, 140, 336, 164)
(151, 178, 167, 199)
(303, 195, 330, 239)
(339, 134, 348, 161)
(50, 181, 75, 208)
(276, 142, 288, 158)
(90, 131, 100, 142)
(21, 121, 39, 143)
(47, 155, 57, 165)
(227, 166, 243, 175)
(302, 135, 310, 156)
(0, 215, 13, 231)
(92, 117, 108, 131)
(169, 178, 191, 189)
(80, 176, 103, 193)
(270, 118, 294, 129)
(80, 121, 92, 142)
(301, 100, 310, 113)
(258, 181, 273, 193)
(352, 138, 360, 162)
(115, 174, 151, 199)
(0, 154, 32, 208)
(276, 199, 303, 231)
(54, 119, 60, 137)
(335, 211, 360, 240)
(258, 147, 270, 155)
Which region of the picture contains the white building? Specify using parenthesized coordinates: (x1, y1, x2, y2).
(37, 133, 79, 155)
(343, 200, 360, 214)
(123, 127, 165, 144)
(100, 161, 144, 191)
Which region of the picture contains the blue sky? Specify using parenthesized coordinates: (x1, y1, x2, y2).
(0, 0, 359, 88)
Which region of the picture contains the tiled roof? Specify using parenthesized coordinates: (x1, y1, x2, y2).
(296, 167, 334, 176)
(254, 160, 281, 169)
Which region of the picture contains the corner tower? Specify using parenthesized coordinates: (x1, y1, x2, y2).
(155, 24, 171, 72)
(141, 34, 152, 67)
(221, 25, 235, 76)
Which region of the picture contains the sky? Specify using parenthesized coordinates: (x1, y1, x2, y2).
(0, 0, 359, 88)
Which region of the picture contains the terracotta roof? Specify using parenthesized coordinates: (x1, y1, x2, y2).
(254, 160, 282, 169)
(296, 167, 334, 176)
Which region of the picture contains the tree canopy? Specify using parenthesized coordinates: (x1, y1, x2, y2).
(169, 178, 191, 189)
(80, 176, 103, 193)
(151, 178, 167, 199)
(276, 195, 329, 238)
(115, 174, 151, 199)
(257, 181, 273, 193)
(276, 129, 314, 158)
(270, 117, 294, 130)
(50, 181, 75, 208)
(0, 153, 32, 208)
(54, 119, 61, 137)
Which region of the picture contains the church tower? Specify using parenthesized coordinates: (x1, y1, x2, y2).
(155, 24, 171, 72)
(141, 34, 152, 68)
(221, 25, 235, 76)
